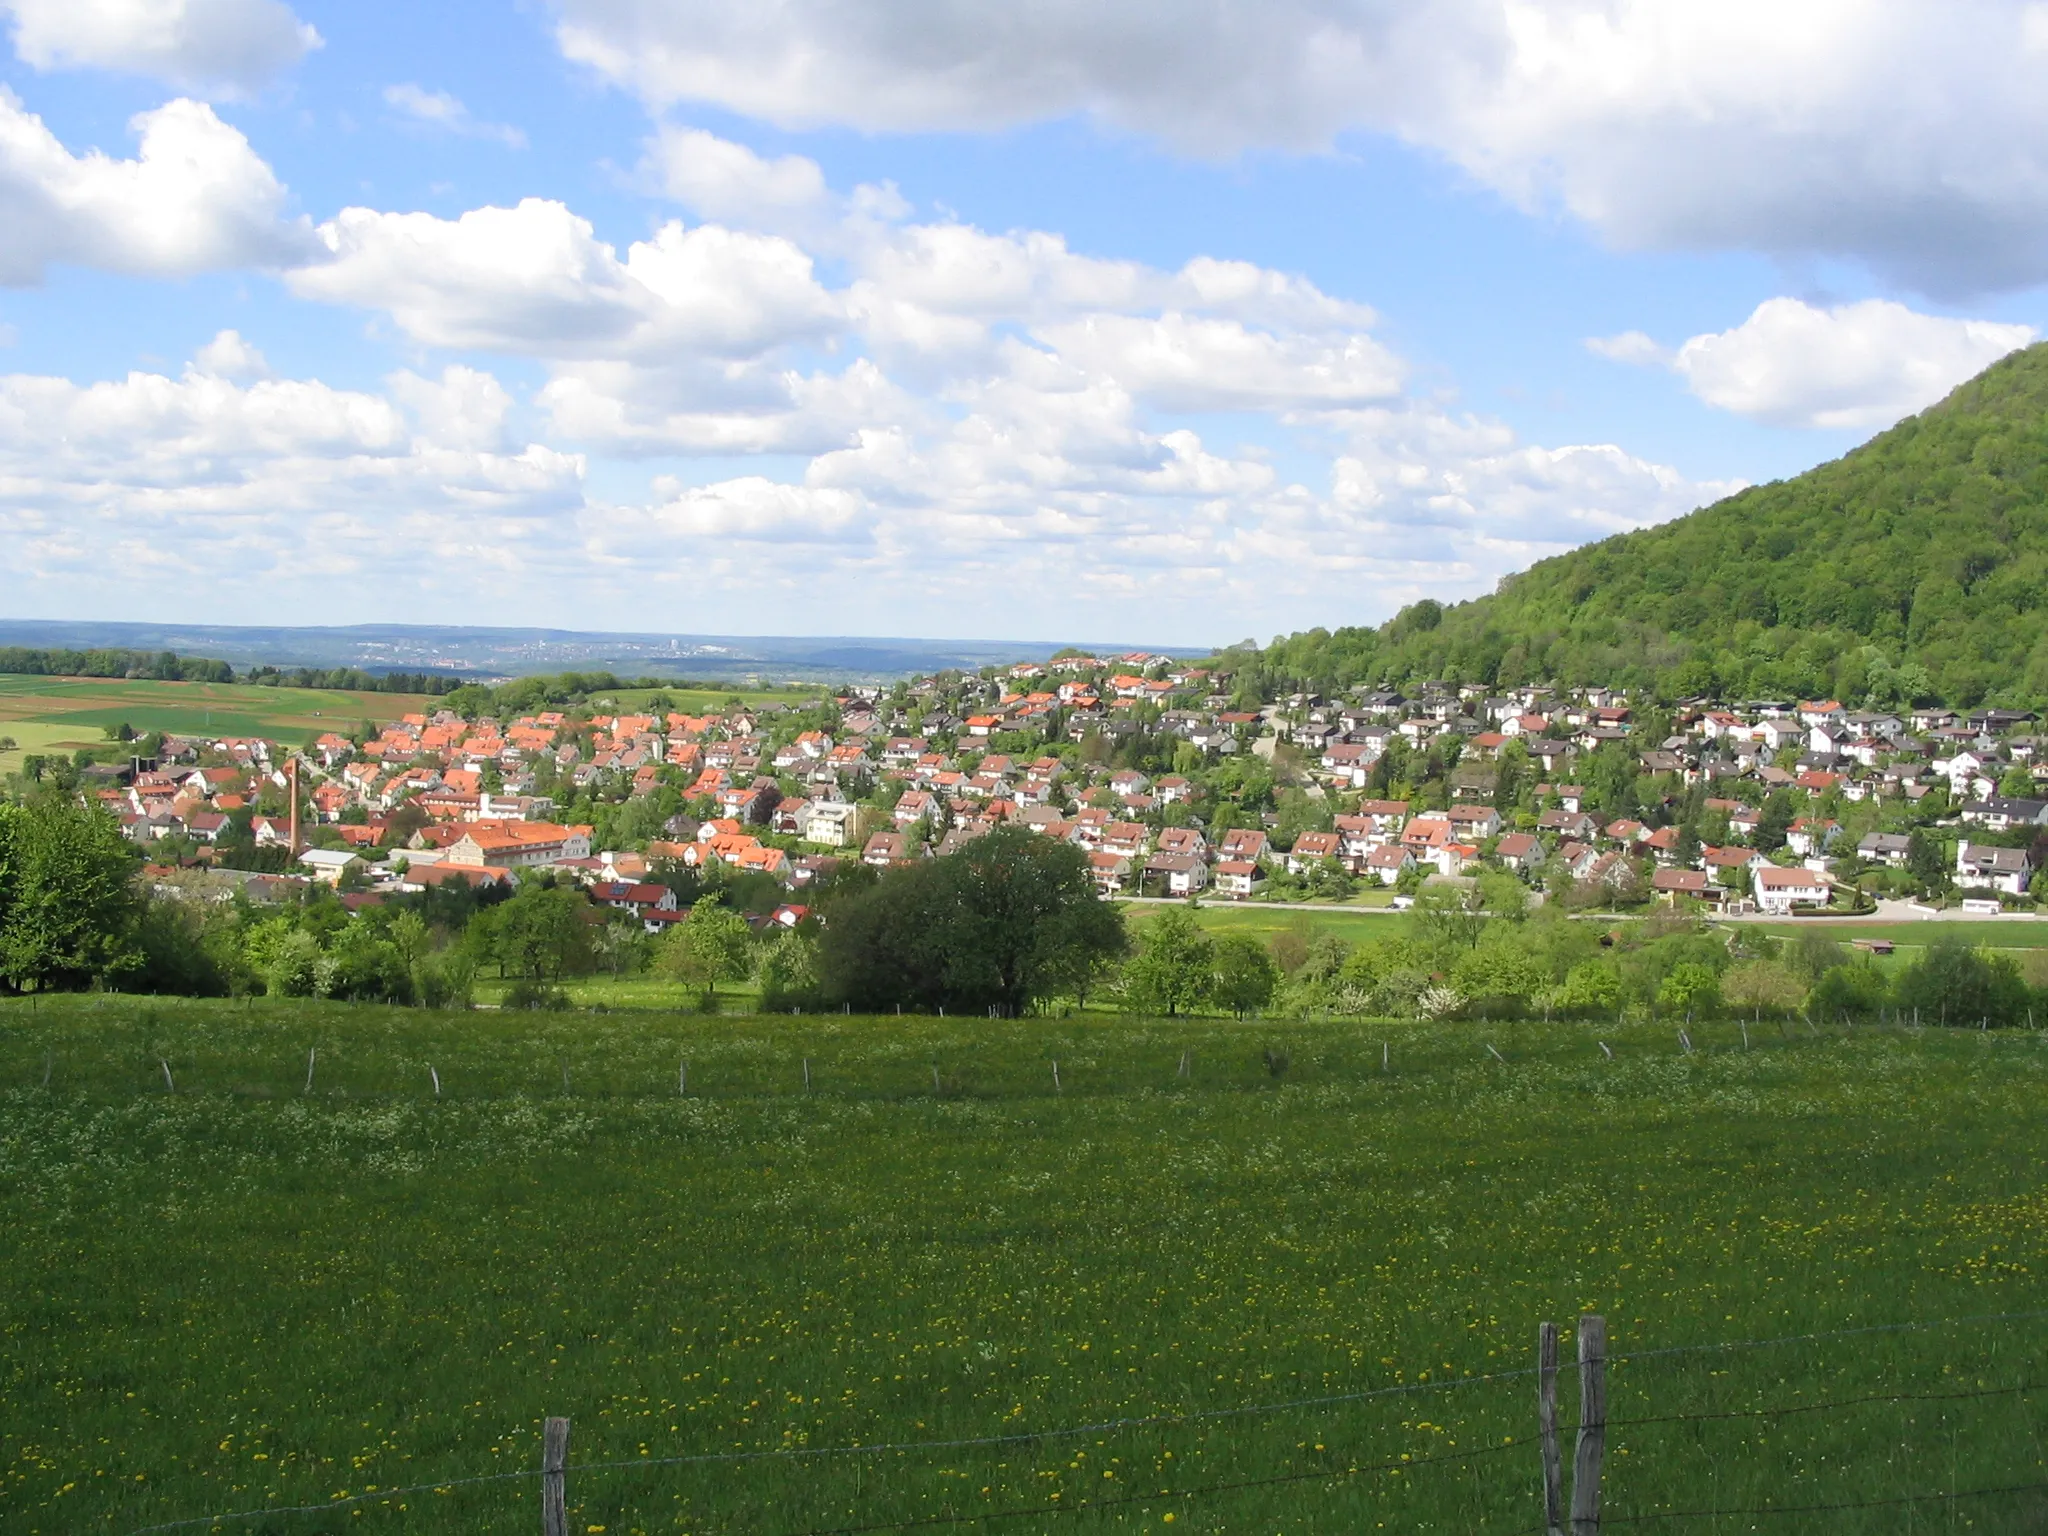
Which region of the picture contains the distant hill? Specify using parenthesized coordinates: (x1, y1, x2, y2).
(1222, 341, 2048, 709)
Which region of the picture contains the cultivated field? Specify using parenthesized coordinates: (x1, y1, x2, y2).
(3, 999, 2044, 1534)
(0, 676, 434, 757)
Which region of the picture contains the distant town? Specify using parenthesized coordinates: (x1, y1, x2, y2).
(47, 650, 2045, 923)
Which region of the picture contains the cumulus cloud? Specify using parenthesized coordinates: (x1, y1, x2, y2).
(3, 0, 319, 97)
(383, 84, 527, 149)
(0, 113, 1734, 637)
(1597, 298, 2039, 431)
(552, 0, 2048, 295)
(288, 198, 842, 358)
(0, 91, 315, 284)
(191, 328, 269, 381)
(0, 359, 587, 613)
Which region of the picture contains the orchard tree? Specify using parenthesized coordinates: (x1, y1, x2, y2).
(0, 796, 141, 993)
(1121, 906, 1214, 1018)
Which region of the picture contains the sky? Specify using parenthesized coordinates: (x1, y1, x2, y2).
(2, 1, 2046, 648)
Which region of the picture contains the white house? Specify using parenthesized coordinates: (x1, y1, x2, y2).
(1956, 843, 2032, 896)
(1753, 865, 1831, 914)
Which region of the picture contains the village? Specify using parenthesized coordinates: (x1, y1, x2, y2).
(71, 651, 2048, 929)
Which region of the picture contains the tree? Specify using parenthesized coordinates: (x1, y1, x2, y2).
(470, 881, 595, 981)
(1752, 790, 1798, 853)
(0, 797, 141, 992)
(661, 898, 754, 1006)
(1120, 906, 1214, 1017)
(1893, 936, 2030, 1027)
(816, 825, 1124, 1015)
(1906, 830, 1952, 898)
(1656, 962, 1721, 1017)
(1210, 933, 1279, 1017)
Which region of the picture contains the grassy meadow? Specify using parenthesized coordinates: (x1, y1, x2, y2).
(3, 997, 2045, 1534)
(0, 676, 434, 756)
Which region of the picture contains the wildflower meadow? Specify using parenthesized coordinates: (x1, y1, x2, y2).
(3, 997, 2045, 1533)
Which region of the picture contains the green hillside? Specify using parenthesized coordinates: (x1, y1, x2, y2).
(1230, 341, 2048, 707)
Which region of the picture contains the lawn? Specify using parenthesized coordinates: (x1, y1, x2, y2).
(1135, 901, 1410, 947)
(3, 998, 2044, 1534)
(0, 676, 432, 747)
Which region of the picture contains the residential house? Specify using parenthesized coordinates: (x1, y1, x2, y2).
(1754, 865, 1832, 914)
(1286, 830, 1342, 873)
(1145, 852, 1210, 897)
(1212, 858, 1263, 899)
(798, 800, 862, 847)
(1362, 845, 1415, 885)
(1857, 832, 1912, 867)
(1219, 828, 1270, 864)
(1652, 869, 1718, 905)
(1494, 831, 1541, 872)
(1957, 844, 2033, 896)
(1086, 850, 1133, 895)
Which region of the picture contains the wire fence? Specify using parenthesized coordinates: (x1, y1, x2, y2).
(117, 1306, 2048, 1536)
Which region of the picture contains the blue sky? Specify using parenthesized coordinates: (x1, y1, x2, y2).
(2, 0, 2046, 646)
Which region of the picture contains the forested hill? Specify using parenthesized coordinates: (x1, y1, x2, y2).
(1222, 341, 2048, 709)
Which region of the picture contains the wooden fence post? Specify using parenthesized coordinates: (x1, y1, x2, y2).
(1539, 1321, 1563, 1536)
(541, 1416, 569, 1536)
(1570, 1315, 1606, 1536)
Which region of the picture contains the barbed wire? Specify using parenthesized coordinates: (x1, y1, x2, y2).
(782, 1434, 1532, 1535)
(1608, 1377, 2047, 1431)
(1599, 1478, 2048, 1525)
(119, 1310, 2048, 1536)
(125, 1467, 539, 1535)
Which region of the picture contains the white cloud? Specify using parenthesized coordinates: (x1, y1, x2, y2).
(191, 328, 268, 380)
(1600, 298, 2038, 430)
(1583, 329, 1667, 367)
(288, 198, 842, 358)
(0, 90, 315, 284)
(0, 359, 587, 610)
(3, 0, 319, 97)
(1037, 313, 1404, 411)
(383, 84, 527, 149)
(552, 0, 2048, 295)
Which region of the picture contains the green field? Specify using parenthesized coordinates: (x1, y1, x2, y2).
(0, 676, 432, 748)
(4, 998, 2044, 1534)
(1144, 901, 1409, 947)
(0, 720, 102, 778)
(601, 686, 824, 715)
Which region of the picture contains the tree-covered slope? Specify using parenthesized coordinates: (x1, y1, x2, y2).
(1228, 341, 2048, 708)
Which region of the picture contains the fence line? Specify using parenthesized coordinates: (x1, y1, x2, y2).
(782, 1435, 1534, 1536)
(1596, 1479, 2048, 1526)
(117, 1307, 2048, 1536)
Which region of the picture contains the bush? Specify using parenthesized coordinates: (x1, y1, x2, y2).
(502, 979, 572, 1011)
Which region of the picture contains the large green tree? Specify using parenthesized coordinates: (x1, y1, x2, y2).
(0, 797, 141, 992)
(1120, 906, 1214, 1018)
(817, 825, 1125, 1016)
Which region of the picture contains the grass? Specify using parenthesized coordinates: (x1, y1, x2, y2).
(1738, 919, 2048, 947)
(0, 676, 432, 747)
(1137, 902, 1410, 947)
(3, 998, 2045, 1534)
(598, 686, 822, 714)
(0, 720, 102, 778)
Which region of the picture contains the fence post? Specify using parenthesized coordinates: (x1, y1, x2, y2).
(541, 1416, 569, 1536)
(1539, 1321, 1563, 1536)
(1570, 1315, 1606, 1536)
